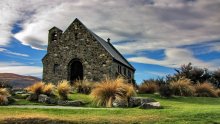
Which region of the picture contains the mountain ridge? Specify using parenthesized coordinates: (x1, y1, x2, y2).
(0, 73, 41, 88)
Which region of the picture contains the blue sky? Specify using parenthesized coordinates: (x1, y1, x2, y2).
(0, 0, 220, 84)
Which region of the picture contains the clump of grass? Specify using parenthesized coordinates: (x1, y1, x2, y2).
(138, 82, 158, 94)
(159, 84, 173, 98)
(0, 88, 10, 105)
(195, 82, 218, 97)
(26, 82, 44, 95)
(0, 88, 10, 96)
(57, 80, 71, 100)
(74, 80, 94, 94)
(42, 83, 55, 96)
(217, 89, 220, 97)
(91, 77, 136, 107)
(170, 77, 195, 96)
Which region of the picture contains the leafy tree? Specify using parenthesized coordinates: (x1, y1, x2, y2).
(173, 63, 211, 84)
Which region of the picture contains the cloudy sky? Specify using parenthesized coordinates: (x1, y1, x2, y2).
(0, 0, 220, 83)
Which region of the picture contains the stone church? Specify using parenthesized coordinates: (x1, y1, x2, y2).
(42, 18, 135, 84)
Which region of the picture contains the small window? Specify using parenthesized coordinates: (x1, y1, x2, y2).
(75, 33, 78, 40)
(118, 65, 122, 74)
(128, 70, 131, 78)
(52, 32, 58, 42)
(53, 64, 59, 74)
(123, 68, 126, 75)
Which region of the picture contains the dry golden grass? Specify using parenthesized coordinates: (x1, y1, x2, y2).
(0, 88, 10, 96)
(91, 77, 136, 107)
(74, 80, 94, 94)
(0, 88, 10, 105)
(217, 89, 220, 97)
(170, 77, 195, 96)
(139, 83, 158, 94)
(0, 108, 161, 124)
(57, 80, 71, 100)
(26, 82, 44, 95)
(195, 82, 218, 97)
(42, 83, 55, 96)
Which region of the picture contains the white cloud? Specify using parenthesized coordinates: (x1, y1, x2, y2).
(0, 62, 42, 77)
(0, 0, 216, 51)
(128, 48, 216, 70)
(144, 71, 168, 77)
(0, 0, 220, 70)
(0, 48, 29, 57)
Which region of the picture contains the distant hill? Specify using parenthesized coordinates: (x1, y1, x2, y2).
(0, 73, 41, 89)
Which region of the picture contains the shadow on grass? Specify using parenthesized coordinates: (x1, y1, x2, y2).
(3, 118, 74, 124)
(138, 94, 220, 105)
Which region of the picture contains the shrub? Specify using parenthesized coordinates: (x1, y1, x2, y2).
(217, 89, 220, 97)
(138, 82, 158, 94)
(159, 84, 173, 98)
(0, 88, 10, 105)
(43, 83, 55, 96)
(74, 80, 94, 94)
(26, 82, 44, 95)
(0, 88, 10, 96)
(195, 82, 218, 97)
(57, 80, 71, 100)
(170, 78, 195, 96)
(91, 77, 136, 107)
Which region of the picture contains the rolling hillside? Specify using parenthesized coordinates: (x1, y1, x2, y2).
(0, 73, 41, 88)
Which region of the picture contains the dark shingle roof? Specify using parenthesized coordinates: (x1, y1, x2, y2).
(89, 31, 135, 70)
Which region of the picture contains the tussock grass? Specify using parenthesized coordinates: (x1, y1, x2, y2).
(170, 77, 195, 96)
(91, 77, 136, 107)
(0, 88, 10, 96)
(57, 80, 71, 100)
(139, 83, 158, 94)
(217, 89, 220, 97)
(26, 82, 44, 95)
(159, 84, 173, 98)
(74, 80, 94, 94)
(195, 82, 218, 97)
(0, 88, 10, 105)
(42, 83, 55, 96)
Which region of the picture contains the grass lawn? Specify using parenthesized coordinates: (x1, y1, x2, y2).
(0, 94, 220, 124)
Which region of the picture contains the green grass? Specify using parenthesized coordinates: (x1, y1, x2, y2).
(1, 94, 219, 123)
(12, 99, 45, 105)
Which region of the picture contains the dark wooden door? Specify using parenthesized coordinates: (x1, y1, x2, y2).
(70, 60, 83, 83)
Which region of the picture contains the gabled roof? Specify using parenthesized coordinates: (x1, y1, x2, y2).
(68, 18, 135, 71)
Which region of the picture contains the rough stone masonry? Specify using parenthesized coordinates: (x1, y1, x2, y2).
(42, 18, 135, 84)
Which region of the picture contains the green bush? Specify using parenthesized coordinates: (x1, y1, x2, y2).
(14, 94, 29, 99)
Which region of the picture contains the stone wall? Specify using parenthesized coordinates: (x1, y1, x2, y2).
(42, 19, 135, 84)
(43, 20, 114, 83)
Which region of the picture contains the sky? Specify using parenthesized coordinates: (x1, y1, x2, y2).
(0, 0, 220, 84)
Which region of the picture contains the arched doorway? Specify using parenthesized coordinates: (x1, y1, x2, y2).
(68, 59, 83, 83)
